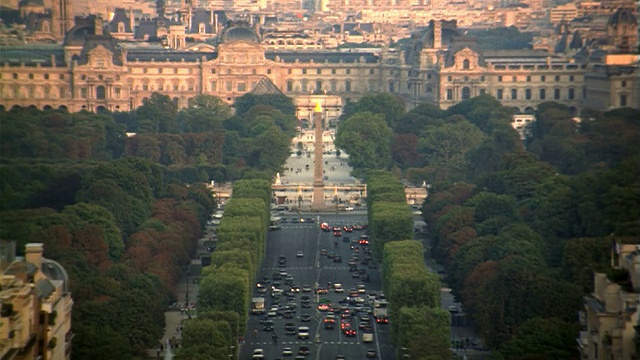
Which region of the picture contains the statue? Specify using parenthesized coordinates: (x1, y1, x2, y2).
(275, 172, 282, 185)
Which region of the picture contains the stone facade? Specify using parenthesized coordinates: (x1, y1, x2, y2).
(0, 242, 73, 360)
(0, 18, 638, 117)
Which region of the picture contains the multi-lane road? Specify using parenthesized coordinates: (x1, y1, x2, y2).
(239, 212, 396, 360)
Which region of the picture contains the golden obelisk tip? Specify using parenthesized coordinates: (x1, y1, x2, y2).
(314, 101, 322, 113)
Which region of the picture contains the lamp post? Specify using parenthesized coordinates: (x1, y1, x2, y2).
(184, 264, 191, 319)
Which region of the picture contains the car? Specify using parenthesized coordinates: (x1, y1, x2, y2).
(282, 347, 293, 356)
(345, 206, 354, 211)
(448, 305, 458, 313)
(357, 284, 366, 293)
(320, 223, 331, 231)
(301, 313, 312, 322)
(318, 303, 330, 311)
(343, 328, 356, 337)
(334, 231, 342, 237)
(332, 226, 341, 232)
(336, 356, 346, 360)
(285, 322, 297, 335)
(333, 283, 344, 292)
(320, 249, 328, 256)
(298, 345, 310, 355)
(359, 239, 369, 245)
(289, 286, 300, 293)
(342, 236, 350, 242)
(297, 326, 310, 339)
(333, 255, 342, 263)
(302, 284, 312, 292)
(263, 320, 275, 331)
(376, 316, 389, 324)
(316, 287, 328, 294)
(296, 251, 304, 258)
(366, 349, 377, 358)
(252, 349, 265, 359)
(273, 273, 283, 280)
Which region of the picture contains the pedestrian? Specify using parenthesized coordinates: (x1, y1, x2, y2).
(254, 329, 258, 339)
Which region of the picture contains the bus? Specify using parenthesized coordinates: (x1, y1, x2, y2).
(373, 299, 389, 318)
(269, 216, 282, 230)
(252, 297, 266, 314)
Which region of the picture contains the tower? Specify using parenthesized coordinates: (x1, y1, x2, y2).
(311, 102, 326, 211)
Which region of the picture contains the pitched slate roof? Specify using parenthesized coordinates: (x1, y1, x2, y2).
(0, 45, 66, 66)
(265, 51, 379, 64)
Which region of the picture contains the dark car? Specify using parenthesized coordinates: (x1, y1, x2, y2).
(285, 322, 297, 335)
(298, 346, 310, 355)
(366, 349, 377, 358)
(301, 313, 312, 322)
(333, 255, 342, 263)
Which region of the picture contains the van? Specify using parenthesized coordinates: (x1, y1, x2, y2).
(362, 332, 373, 343)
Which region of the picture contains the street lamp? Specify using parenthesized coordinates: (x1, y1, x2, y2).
(184, 264, 191, 319)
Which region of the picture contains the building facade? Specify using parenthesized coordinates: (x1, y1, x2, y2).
(0, 17, 638, 119)
(0, 242, 73, 360)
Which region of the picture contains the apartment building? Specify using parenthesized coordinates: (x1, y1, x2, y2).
(0, 242, 73, 360)
(578, 244, 640, 360)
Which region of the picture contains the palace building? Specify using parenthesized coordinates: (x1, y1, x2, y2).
(0, 12, 638, 122)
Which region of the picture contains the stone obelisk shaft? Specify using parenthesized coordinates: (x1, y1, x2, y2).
(311, 102, 325, 211)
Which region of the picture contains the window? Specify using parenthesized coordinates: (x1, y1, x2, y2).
(80, 88, 88, 98)
(369, 69, 374, 74)
(316, 80, 322, 92)
(302, 69, 307, 75)
(143, 68, 147, 74)
(498, 75, 503, 82)
(554, 88, 560, 100)
(427, 73, 432, 79)
(569, 75, 574, 81)
(98, 75, 103, 80)
(568, 88, 574, 100)
(226, 69, 231, 74)
(13, 73, 18, 79)
(142, 85, 148, 91)
(286, 80, 293, 92)
(330, 80, 337, 92)
(158, 68, 162, 74)
(114, 87, 121, 98)
(44, 74, 49, 80)
(199, 23, 206, 34)
(267, 69, 271, 74)
(511, 88, 517, 100)
(252, 69, 257, 75)
(462, 59, 470, 70)
(583, 88, 587, 99)
(59, 86, 66, 98)
(555, 75, 560, 82)
(210, 81, 217, 91)
(541, 75, 546, 82)
(287, 69, 292, 74)
(389, 82, 394, 92)
(525, 89, 531, 100)
(174, 68, 179, 74)
(447, 76, 452, 81)
(346, 69, 351, 74)
(539, 89, 546, 100)
(497, 89, 503, 99)
(512, 76, 516, 82)
(59, 74, 64, 80)
(317, 69, 321, 75)
(27, 73, 32, 79)
(480, 76, 485, 81)
(237, 82, 246, 92)
(345, 80, 351, 92)
(479, 89, 486, 95)
(226, 81, 232, 91)
(43, 86, 50, 98)
(81, 75, 86, 80)
(621, 81, 627, 88)
(446, 89, 453, 100)
(526, 76, 531, 82)
(96, 85, 106, 99)
(301, 79, 307, 92)
(620, 94, 627, 106)
(461, 87, 470, 100)
(331, 69, 336, 75)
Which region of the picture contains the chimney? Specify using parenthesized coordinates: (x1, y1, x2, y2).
(433, 20, 442, 49)
(25, 243, 44, 270)
(95, 16, 104, 35)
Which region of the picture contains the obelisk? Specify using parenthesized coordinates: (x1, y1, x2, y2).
(311, 101, 325, 211)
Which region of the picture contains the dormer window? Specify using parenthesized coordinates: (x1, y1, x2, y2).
(462, 59, 470, 70)
(118, 22, 125, 33)
(199, 24, 206, 34)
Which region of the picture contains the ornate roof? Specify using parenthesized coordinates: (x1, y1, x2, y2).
(220, 23, 260, 44)
(608, 7, 637, 27)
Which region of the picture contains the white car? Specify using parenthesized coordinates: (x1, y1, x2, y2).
(345, 206, 354, 211)
(252, 349, 264, 359)
(298, 326, 310, 339)
(296, 251, 304, 258)
(282, 347, 293, 356)
(333, 283, 344, 293)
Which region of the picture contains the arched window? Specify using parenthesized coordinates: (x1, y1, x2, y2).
(96, 86, 106, 99)
(462, 59, 470, 70)
(118, 22, 125, 33)
(461, 87, 470, 100)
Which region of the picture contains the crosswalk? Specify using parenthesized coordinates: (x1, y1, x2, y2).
(264, 266, 349, 271)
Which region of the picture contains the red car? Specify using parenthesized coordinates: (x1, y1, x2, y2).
(343, 329, 356, 337)
(359, 239, 369, 245)
(320, 223, 331, 232)
(316, 287, 328, 294)
(334, 231, 342, 237)
(376, 316, 389, 324)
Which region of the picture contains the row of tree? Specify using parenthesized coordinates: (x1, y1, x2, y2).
(366, 171, 449, 359)
(177, 179, 272, 360)
(0, 158, 217, 359)
(1, 93, 297, 185)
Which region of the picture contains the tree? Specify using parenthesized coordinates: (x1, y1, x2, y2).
(178, 95, 232, 133)
(233, 93, 296, 118)
(335, 112, 393, 174)
(499, 317, 580, 360)
(341, 93, 406, 130)
(136, 92, 178, 133)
